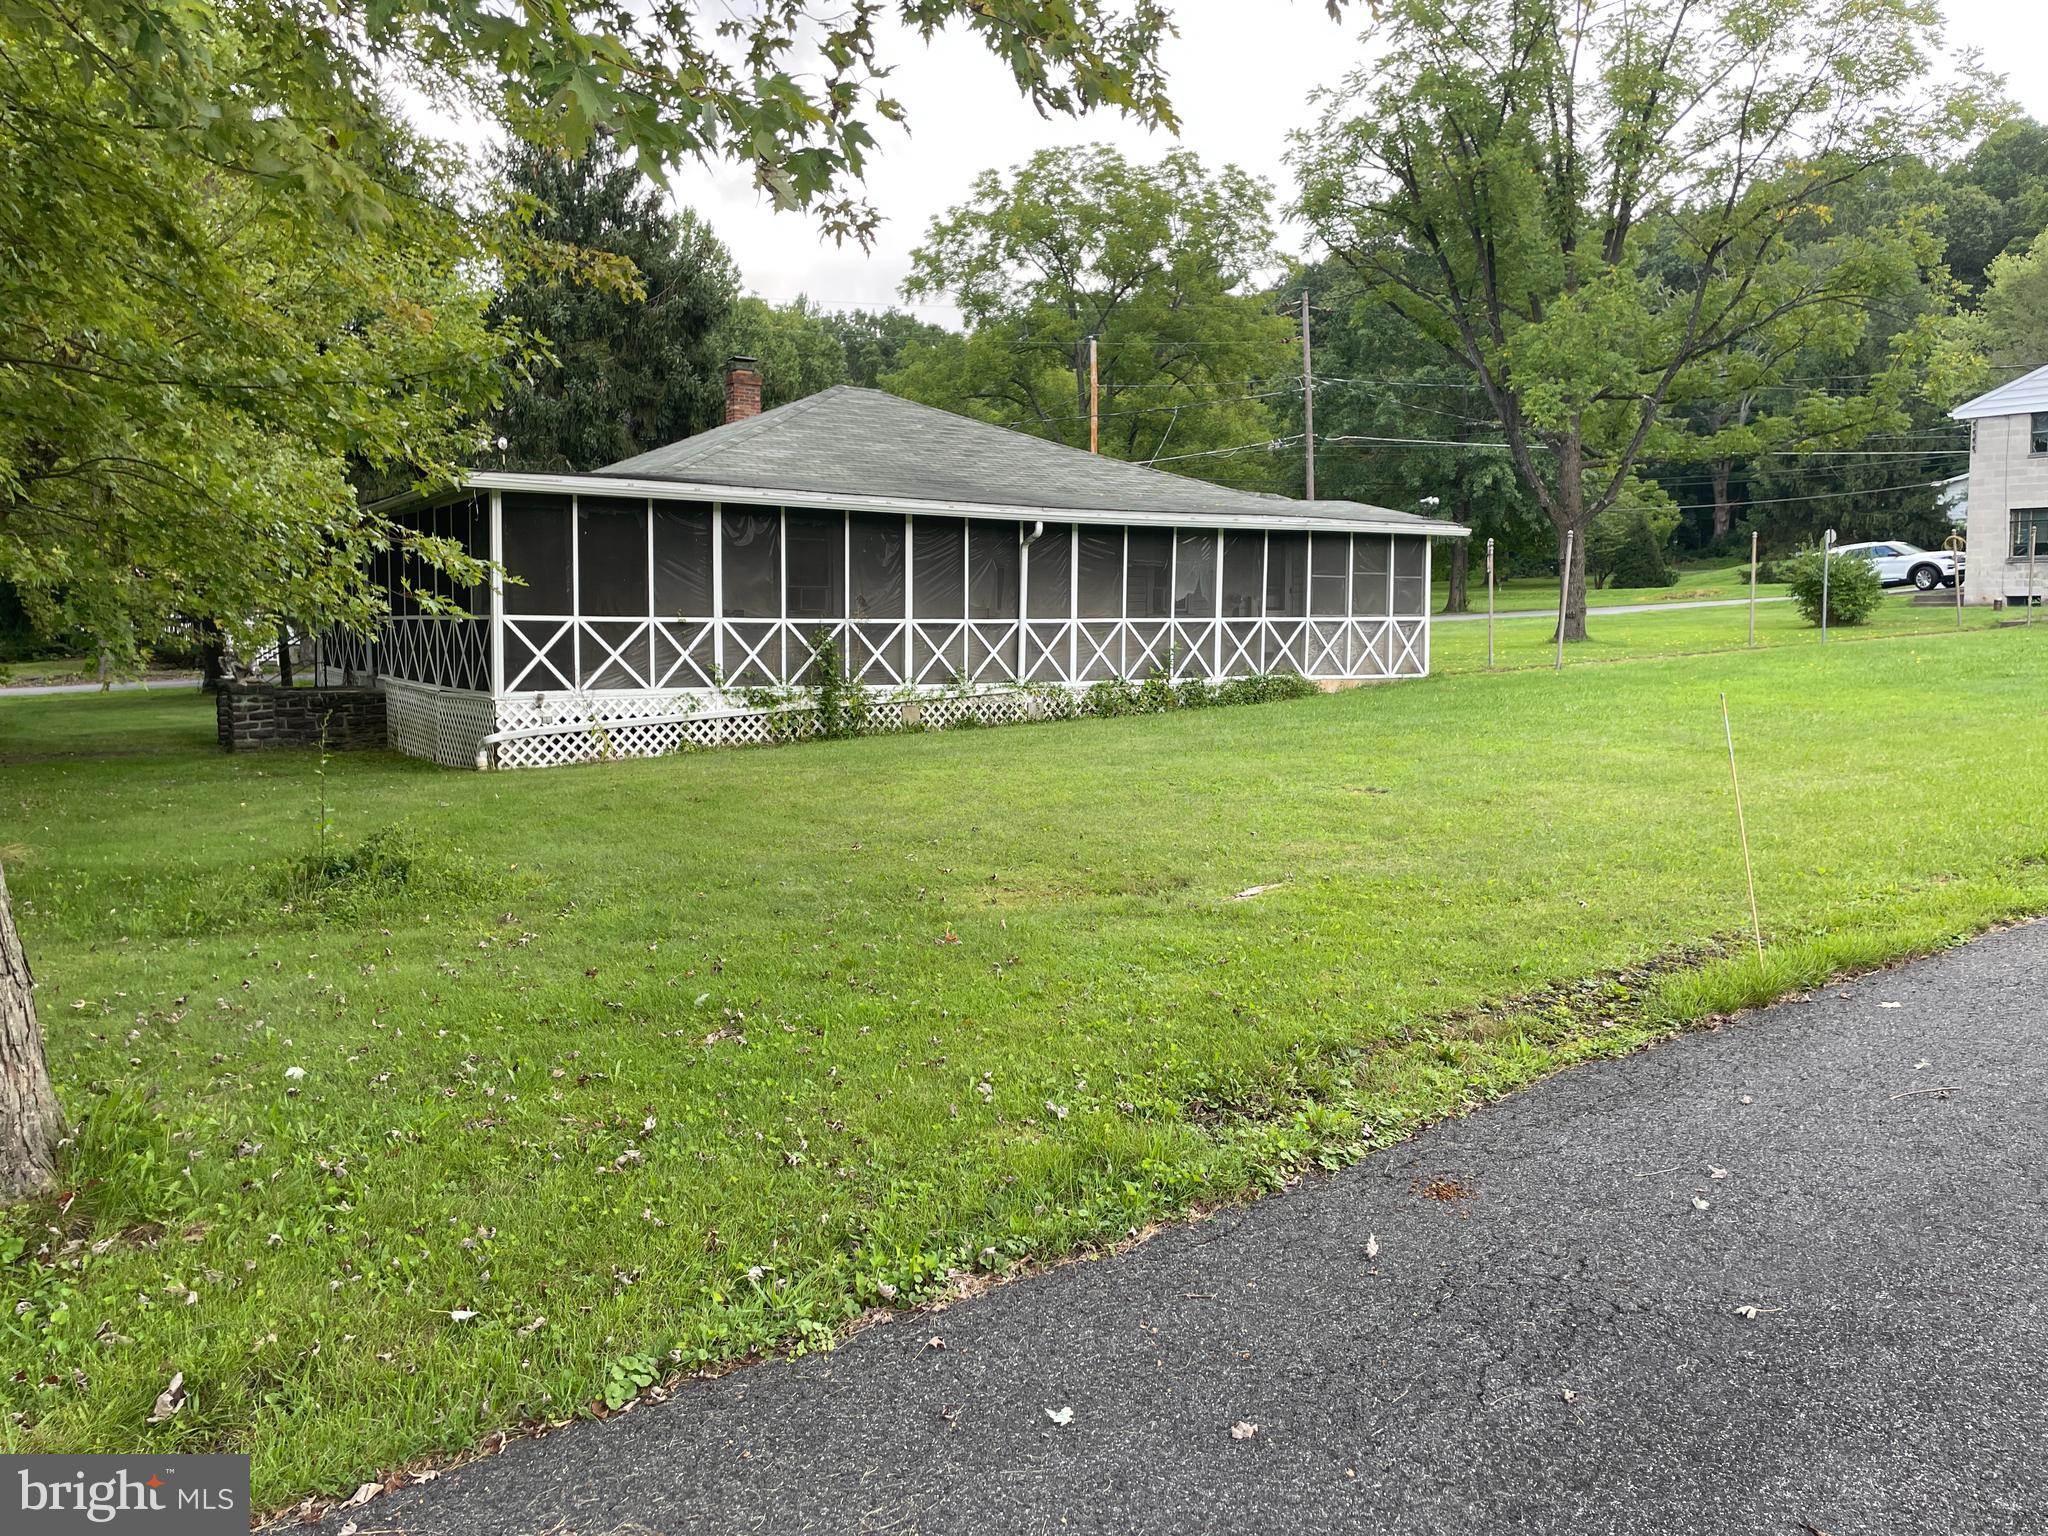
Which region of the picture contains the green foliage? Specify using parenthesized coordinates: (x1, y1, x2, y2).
(1603, 515, 1677, 590)
(270, 825, 513, 922)
(0, 17, 511, 661)
(807, 629, 868, 740)
(491, 142, 739, 471)
(1293, 0, 1979, 634)
(1780, 549, 1885, 628)
(601, 1353, 663, 1411)
(719, 297, 851, 410)
(894, 146, 1296, 490)
(818, 309, 957, 389)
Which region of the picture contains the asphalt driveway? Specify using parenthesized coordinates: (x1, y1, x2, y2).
(332, 921, 2048, 1535)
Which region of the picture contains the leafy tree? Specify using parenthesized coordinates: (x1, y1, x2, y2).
(1942, 120, 2048, 293)
(720, 297, 853, 410)
(1600, 512, 1677, 590)
(0, 0, 1210, 1200)
(893, 146, 1298, 490)
(821, 309, 958, 389)
(492, 143, 739, 471)
(1276, 262, 1548, 610)
(1294, 0, 1982, 639)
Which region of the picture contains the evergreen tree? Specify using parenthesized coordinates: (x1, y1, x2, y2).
(492, 144, 740, 469)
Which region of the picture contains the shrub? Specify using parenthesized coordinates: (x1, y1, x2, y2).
(1608, 513, 1677, 588)
(1780, 547, 1883, 627)
(1135, 669, 1177, 714)
(270, 823, 515, 920)
(1215, 672, 1320, 706)
(1083, 677, 1141, 717)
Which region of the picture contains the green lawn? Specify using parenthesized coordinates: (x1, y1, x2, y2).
(3, 619, 2046, 1508)
(1439, 555, 1788, 612)
(1433, 587, 2005, 675)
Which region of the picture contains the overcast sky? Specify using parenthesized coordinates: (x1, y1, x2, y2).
(653, 0, 2048, 327)
(415, 2, 2048, 325)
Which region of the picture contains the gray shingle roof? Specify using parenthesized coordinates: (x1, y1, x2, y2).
(596, 386, 1461, 534)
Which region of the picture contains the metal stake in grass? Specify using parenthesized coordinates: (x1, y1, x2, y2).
(1720, 692, 1766, 969)
(1748, 531, 1759, 649)
(1486, 537, 1496, 669)
(1555, 528, 1573, 674)
(1819, 528, 1836, 645)
(1946, 531, 1966, 629)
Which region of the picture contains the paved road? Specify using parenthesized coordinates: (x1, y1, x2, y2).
(1438, 594, 1791, 622)
(0, 675, 199, 696)
(326, 923, 2048, 1536)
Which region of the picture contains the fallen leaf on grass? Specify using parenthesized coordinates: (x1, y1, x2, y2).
(447, 1309, 479, 1323)
(1045, 1406, 1073, 1426)
(341, 1481, 380, 1509)
(1230, 883, 1284, 901)
(1229, 1421, 1259, 1440)
(146, 1371, 185, 1424)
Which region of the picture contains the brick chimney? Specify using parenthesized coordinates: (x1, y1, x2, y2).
(723, 356, 763, 423)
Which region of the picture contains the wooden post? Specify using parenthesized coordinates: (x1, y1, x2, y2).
(1301, 293, 1315, 502)
(1485, 537, 1496, 670)
(1721, 694, 1766, 970)
(1748, 531, 1758, 649)
(1088, 336, 1099, 455)
(1554, 529, 1572, 673)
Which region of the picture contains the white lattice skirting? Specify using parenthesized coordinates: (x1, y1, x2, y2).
(482, 688, 1067, 770)
(383, 681, 498, 768)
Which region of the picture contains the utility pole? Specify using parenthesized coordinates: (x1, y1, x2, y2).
(1089, 335, 1099, 454)
(1301, 293, 1316, 501)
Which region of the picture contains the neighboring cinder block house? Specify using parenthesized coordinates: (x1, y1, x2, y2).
(1951, 365, 2048, 608)
(332, 362, 1468, 768)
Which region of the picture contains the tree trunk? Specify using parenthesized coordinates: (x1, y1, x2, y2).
(1711, 460, 1735, 542)
(1443, 538, 1469, 614)
(0, 860, 63, 1204)
(1551, 439, 1590, 642)
(276, 623, 295, 688)
(200, 620, 226, 693)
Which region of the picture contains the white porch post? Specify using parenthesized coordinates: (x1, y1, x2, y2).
(488, 490, 505, 698)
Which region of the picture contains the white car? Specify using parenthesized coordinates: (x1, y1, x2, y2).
(1835, 540, 1959, 591)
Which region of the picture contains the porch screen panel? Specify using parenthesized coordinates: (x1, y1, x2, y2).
(578, 496, 652, 688)
(1125, 528, 1172, 675)
(1219, 531, 1264, 678)
(967, 523, 1021, 618)
(1351, 536, 1392, 616)
(500, 494, 573, 615)
(721, 511, 781, 617)
(967, 520, 1021, 682)
(498, 493, 575, 692)
(1174, 532, 1217, 616)
(1076, 528, 1123, 680)
(721, 508, 781, 685)
(653, 503, 714, 614)
(651, 501, 715, 688)
(1263, 532, 1309, 673)
(1172, 529, 1218, 678)
(1351, 533, 1393, 676)
(785, 512, 845, 619)
(850, 512, 906, 684)
(911, 515, 966, 679)
(1309, 534, 1349, 615)
(1024, 524, 1073, 681)
(784, 511, 845, 683)
(1393, 537, 1429, 614)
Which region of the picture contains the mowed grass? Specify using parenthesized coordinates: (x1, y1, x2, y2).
(1439, 555, 1789, 611)
(1432, 587, 2006, 675)
(2, 620, 2046, 1506)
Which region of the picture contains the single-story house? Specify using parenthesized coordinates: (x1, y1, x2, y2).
(333, 361, 1468, 768)
(1951, 365, 2048, 608)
